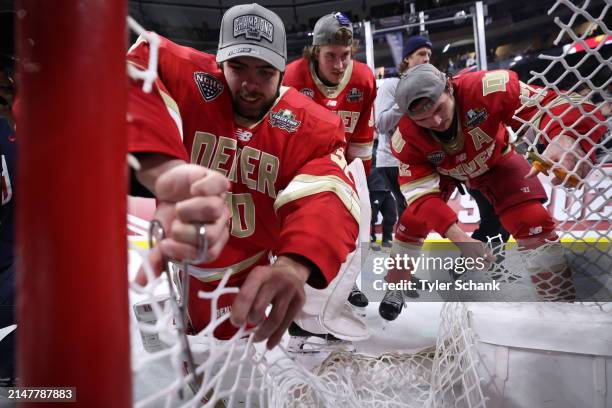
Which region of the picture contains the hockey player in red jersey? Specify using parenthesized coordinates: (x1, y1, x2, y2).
(283, 12, 375, 317)
(127, 4, 360, 349)
(283, 12, 376, 176)
(379, 64, 605, 320)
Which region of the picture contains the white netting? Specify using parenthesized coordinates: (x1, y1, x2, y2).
(512, 0, 611, 279)
(130, 246, 487, 408)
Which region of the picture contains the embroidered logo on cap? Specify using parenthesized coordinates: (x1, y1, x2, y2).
(194, 72, 224, 102)
(334, 12, 351, 26)
(233, 15, 274, 42)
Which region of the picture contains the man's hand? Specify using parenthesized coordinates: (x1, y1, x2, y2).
(445, 223, 495, 270)
(155, 164, 231, 263)
(525, 135, 591, 187)
(230, 255, 310, 349)
(135, 164, 231, 285)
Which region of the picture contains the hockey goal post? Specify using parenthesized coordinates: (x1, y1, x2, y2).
(16, 1, 131, 406)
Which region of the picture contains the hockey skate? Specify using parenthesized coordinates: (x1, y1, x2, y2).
(348, 283, 368, 317)
(286, 322, 355, 354)
(378, 288, 404, 321)
(378, 283, 419, 322)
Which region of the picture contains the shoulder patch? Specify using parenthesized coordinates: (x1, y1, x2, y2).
(269, 109, 301, 132)
(427, 150, 446, 166)
(194, 72, 224, 102)
(346, 87, 363, 103)
(299, 88, 314, 98)
(465, 108, 488, 128)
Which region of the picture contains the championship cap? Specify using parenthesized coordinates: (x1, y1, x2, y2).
(312, 12, 353, 46)
(216, 3, 287, 72)
(395, 63, 447, 116)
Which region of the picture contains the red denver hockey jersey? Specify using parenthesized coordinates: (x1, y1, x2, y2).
(283, 57, 376, 173)
(127, 36, 360, 331)
(392, 69, 605, 232)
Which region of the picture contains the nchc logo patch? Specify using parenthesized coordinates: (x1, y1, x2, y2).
(269, 109, 301, 132)
(299, 88, 314, 98)
(194, 72, 224, 102)
(233, 15, 274, 42)
(427, 150, 446, 166)
(465, 108, 488, 128)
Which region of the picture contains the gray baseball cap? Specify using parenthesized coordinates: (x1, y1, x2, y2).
(395, 63, 447, 116)
(312, 12, 353, 46)
(216, 3, 287, 72)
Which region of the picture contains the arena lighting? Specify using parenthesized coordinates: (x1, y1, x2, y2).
(443, 43, 451, 53)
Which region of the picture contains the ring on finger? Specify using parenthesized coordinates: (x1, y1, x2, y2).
(191, 223, 208, 264)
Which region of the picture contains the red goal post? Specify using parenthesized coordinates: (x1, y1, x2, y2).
(16, 1, 131, 406)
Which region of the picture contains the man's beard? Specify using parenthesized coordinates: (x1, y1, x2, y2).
(232, 83, 281, 122)
(232, 94, 275, 122)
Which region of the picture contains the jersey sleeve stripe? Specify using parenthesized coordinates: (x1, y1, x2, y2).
(177, 250, 267, 282)
(273, 174, 360, 223)
(347, 142, 373, 160)
(400, 173, 441, 205)
(156, 87, 183, 140)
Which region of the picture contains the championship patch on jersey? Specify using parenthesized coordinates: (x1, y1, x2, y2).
(234, 128, 253, 142)
(299, 88, 314, 98)
(194, 72, 224, 102)
(346, 87, 363, 102)
(465, 108, 488, 128)
(269, 109, 301, 132)
(427, 150, 446, 166)
(233, 15, 274, 42)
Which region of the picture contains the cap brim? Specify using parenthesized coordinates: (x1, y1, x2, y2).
(216, 44, 285, 72)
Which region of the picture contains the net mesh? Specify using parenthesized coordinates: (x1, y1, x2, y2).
(129, 1, 610, 406)
(512, 0, 611, 278)
(130, 248, 485, 408)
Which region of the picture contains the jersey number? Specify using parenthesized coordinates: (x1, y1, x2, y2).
(227, 192, 255, 238)
(482, 71, 510, 96)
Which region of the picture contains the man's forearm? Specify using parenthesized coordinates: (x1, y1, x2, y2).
(445, 223, 470, 242)
(134, 153, 186, 195)
(375, 103, 403, 135)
